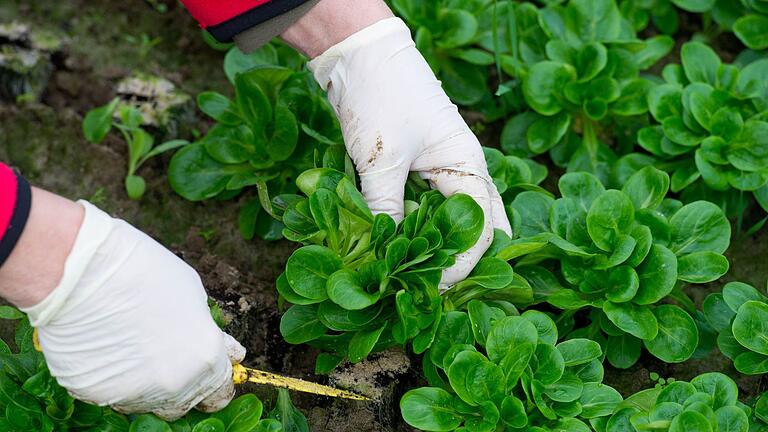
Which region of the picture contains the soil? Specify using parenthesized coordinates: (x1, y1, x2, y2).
(1, 1, 767, 431)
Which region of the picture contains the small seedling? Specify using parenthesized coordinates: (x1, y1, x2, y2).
(83, 97, 189, 200)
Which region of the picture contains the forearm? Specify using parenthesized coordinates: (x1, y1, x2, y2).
(0, 187, 83, 308)
(280, 0, 393, 58)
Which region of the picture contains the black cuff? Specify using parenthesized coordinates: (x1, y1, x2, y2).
(208, 0, 313, 43)
(0, 173, 32, 269)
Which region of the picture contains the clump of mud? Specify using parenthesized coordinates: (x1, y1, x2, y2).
(330, 351, 412, 401)
(0, 21, 64, 101)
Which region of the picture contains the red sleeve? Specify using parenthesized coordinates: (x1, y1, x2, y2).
(0, 163, 18, 242)
(181, 0, 273, 28)
(0, 162, 31, 268)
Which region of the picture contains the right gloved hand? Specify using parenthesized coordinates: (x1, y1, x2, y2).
(21, 201, 245, 421)
(308, 17, 512, 288)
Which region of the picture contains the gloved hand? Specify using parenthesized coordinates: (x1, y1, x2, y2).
(20, 201, 245, 421)
(308, 17, 512, 287)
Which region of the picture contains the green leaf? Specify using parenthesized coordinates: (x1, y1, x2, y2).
(437, 9, 478, 48)
(433, 194, 484, 254)
(672, 0, 715, 12)
(576, 42, 608, 82)
(430, 311, 473, 366)
(523, 61, 576, 116)
(348, 323, 387, 363)
(681, 41, 721, 85)
(734, 14, 768, 50)
(129, 415, 172, 432)
(606, 334, 641, 369)
(669, 411, 713, 432)
(0, 306, 24, 320)
(532, 343, 565, 385)
(634, 36, 675, 70)
(326, 269, 381, 311)
(285, 246, 342, 300)
(604, 302, 659, 340)
(280, 304, 327, 344)
(486, 316, 539, 363)
(702, 294, 735, 335)
(644, 305, 698, 363)
(579, 383, 623, 418)
(677, 252, 729, 283)
(648, 85, 683, 122)
(732, 301, 768, 355)
(500, 396, 528, 428)
(224, 45, 278, 84)
(512, 192, 554, 237)
(267, 104, 298, 162)
(662, 117, 705, 146)
(461, 257, 514, 290)
(727, 121, 768, 172)
(668, 201, 730, 255)
(235, 71, 272, 132)
(400, 388, 463, 431)
(634, 244, 678, 305)
(556, 339, 602, 366)
(197, 92, 240, 125)
(213, 394, 263, 432)
(623, 166, 670, 210)
(723, 281, 764, 313)
(690, 372, 738, 409)
(191, 419, 225, 432)
(468, 300, 506, 347)
(559, 172, 606, 211)
(714, 405, 749, 432)
(605, 266, 640, 303)
(586, 190, 635, 252)
(83, 98, 119, 143)
(527, 112, 571, 154)
(125, 175, 146, 200)
(734, 351, 768, 375)
(756, 392, 768, 424)
(612, 79, 654, 116)
(168, 143, 249, 201)
(521, 310, 558, 345)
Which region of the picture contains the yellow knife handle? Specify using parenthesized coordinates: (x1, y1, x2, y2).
(231, 363, 370, 401)
(232, 363, 249, 385)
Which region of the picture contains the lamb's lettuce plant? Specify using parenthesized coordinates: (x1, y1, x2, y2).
(496, 0, 674, 185)
(604, 372, 751, 432)
(274, 166, 523, 370)
(400, 302, 623, 431)
(703, 281, 768, 376)
(623, 41, 768, 216)
(83, 99, 189, 200)
(0, 307, 308, 432)
(168, 64, 342, 241)
(503, 167, 731, 368)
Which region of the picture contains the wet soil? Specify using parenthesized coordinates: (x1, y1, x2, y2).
(1, 1, 767, 430)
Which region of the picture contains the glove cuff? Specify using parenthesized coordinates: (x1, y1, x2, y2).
(20, 201, 114, 327)
(308, 17, 412, 90)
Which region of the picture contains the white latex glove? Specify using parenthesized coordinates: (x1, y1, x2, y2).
(20, 201, 245, 421)
(308, 17, 512, 287)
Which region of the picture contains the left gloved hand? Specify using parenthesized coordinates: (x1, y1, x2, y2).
(308, 17, 512, 287)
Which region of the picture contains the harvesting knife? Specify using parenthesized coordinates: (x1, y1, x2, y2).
(32, 329, 369, 402)
(232, 364, 370, 401)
